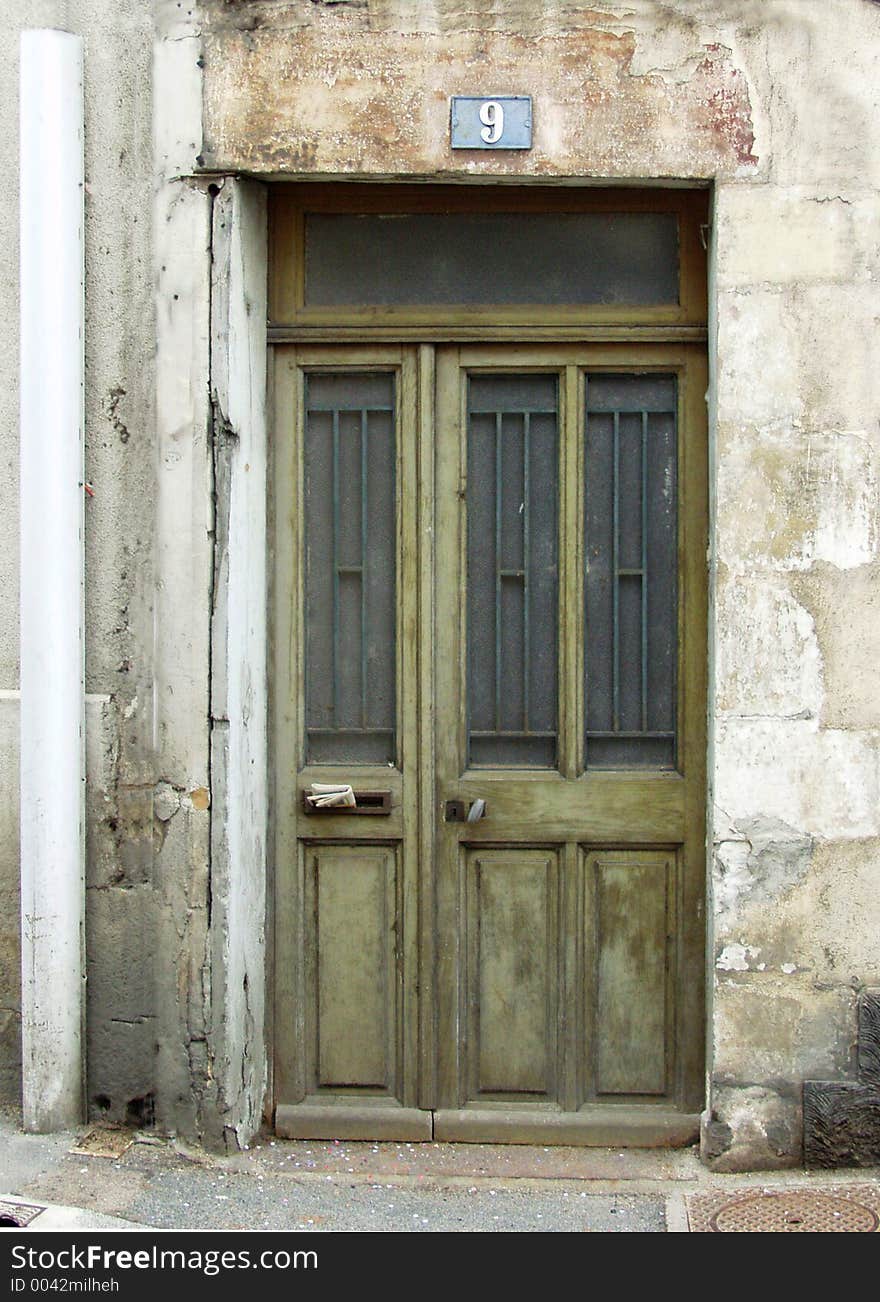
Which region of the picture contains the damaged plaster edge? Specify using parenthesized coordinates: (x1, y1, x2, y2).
(154, 5, 205, 181)
(195, 156, 727, 184)
(701, 1082, 803, 1171)
(152, 21, 217, 1142)
(205, 178, 270, 1149)
(0, 690, 112, 703)
(613, 12, 767, 168)
(703, 178, 721, 1135)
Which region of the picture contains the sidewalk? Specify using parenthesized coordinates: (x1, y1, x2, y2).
(2, 1109, 879, 1232)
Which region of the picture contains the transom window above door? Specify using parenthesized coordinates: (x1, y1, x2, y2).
(268, 184, 708, 332)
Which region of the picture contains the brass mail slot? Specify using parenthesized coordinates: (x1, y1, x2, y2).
(302, 789, 392, 816)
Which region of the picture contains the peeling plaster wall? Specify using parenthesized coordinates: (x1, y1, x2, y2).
(2, 0, 878, 1167)
(208, 180, 269, 1149)
(2, 0, 268, 1144)
(151, 6, 269, 1150)
(199, 1, 759, 179)
(193, 0, 880, 1167)
(0, 1, 157, 1114)
(705, 6, 880, 1172)
(193, 0, 879, 1166)
(151, 1, 217, 1140)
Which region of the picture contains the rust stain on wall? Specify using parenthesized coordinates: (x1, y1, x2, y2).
(694, 45, 757, 167)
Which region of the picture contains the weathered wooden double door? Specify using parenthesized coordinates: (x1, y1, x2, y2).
(273, 340, 707, 1144)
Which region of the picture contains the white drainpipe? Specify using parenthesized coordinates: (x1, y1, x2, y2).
(19, 29, 85, 1131)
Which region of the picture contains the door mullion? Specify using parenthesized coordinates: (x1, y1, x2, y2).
(397, 347, 421, 1110)
(559, 364, 583, 1114)
(272, 349, 301, 1111)
(560, 364, 582, 780)
(416, 343, 437, 1111)
(433, 345, 463, 1110)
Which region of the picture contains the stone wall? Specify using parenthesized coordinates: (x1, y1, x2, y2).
(193, 0, 880, 1166)
(2, 0, 878, 1167)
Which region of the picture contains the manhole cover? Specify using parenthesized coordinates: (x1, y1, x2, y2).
(0, 1201, 45, 1228)
(688, 1186, 880, 1233)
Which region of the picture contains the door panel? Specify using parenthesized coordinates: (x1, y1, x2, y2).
(309, 845, 398, 1092)
(465, 849, 559, 1100)
(588, 848, 673, 1098)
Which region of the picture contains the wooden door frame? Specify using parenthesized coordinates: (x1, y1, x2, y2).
(268, 183, 709, 1144)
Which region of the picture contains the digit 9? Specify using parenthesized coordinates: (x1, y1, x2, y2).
(479, 100, 505, 144)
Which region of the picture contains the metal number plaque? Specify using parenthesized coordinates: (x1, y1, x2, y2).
(450, 96, 532, 150)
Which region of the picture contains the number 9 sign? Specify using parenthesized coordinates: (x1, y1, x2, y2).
(450, 96, 532, 150)
(479, 100, 505, 144)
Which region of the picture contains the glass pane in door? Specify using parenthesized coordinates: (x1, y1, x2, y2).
(304, 372, 396, 763)
(467, 374, 559, 767)
(584, 374, 677, 769)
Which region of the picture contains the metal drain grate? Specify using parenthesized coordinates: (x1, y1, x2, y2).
(0, 1200, 46, 1228)
(687, 1186, 880, 1233)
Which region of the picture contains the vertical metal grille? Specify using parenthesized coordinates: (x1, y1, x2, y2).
(304, 373, 396, 763)
(584, 375, 677, 769)
(468, 375, 558, 767)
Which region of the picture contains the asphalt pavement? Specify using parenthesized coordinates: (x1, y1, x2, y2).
(1, 1109, 878, 1233)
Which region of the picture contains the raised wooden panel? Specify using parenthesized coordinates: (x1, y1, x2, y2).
(465, 850, 559, 1099)
(305, 845, 398, 1091)
(585, 849, 673, 1098)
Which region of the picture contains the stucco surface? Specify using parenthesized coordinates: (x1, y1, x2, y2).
(193, 0, 880, 1168)
(705, 3, 880, 1166)
(0, 1, 156, 1112)
(200, 4, 758, 179)
(1, 0, 879, 1168)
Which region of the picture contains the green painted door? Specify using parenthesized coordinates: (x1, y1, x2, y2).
(273, 342, 707, 1144)
(432, 344, 707, 1142)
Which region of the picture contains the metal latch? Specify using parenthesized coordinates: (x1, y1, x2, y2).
(444, 799, 488, 823)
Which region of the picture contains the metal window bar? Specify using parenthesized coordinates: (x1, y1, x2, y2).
(360, 407, 368, 729)
(611, 410, 650, 736)
(331, 406, 341, 725)
(471, 730, 556, 738)
(468, 383, 556, 765)
(495, 410, 503, 734)
(493, 409, 533, 735)
(641, 409, 649, 733)
(308, 728, 394, 737)
(523, 410, 531, 732)
(612, 408, 620, 732)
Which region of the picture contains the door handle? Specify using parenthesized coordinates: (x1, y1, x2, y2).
(444, 799, 488, 823)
